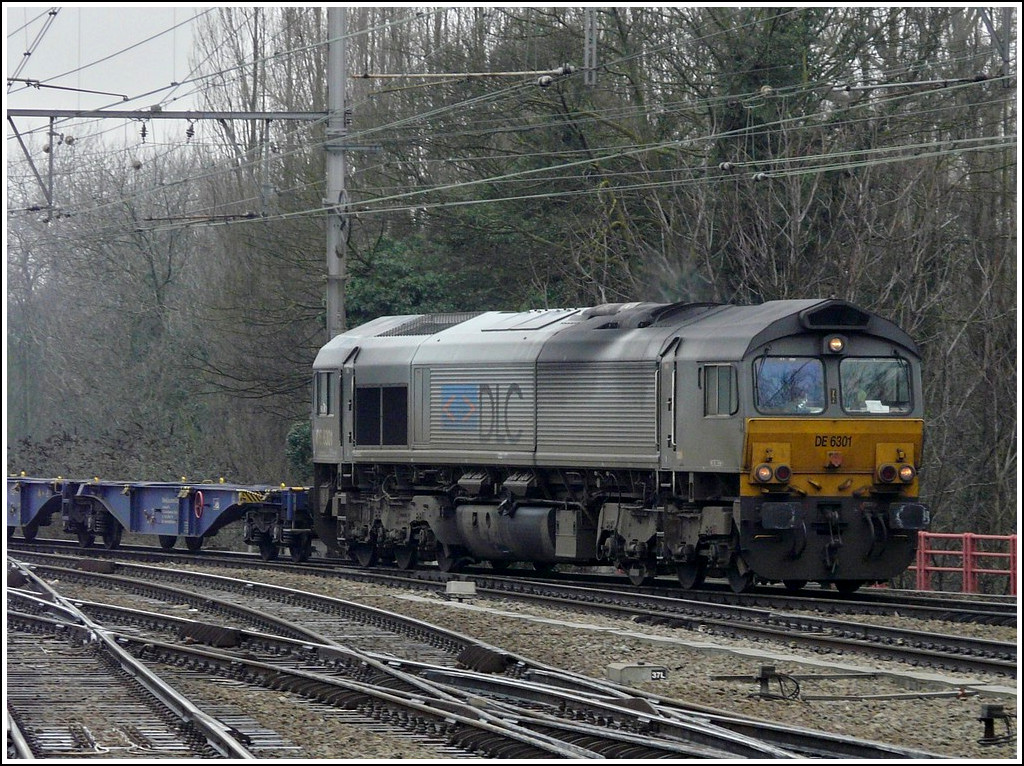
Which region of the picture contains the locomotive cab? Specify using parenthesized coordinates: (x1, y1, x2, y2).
(665, 301, 930, 593)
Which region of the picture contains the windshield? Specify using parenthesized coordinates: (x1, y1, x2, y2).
(841, 358, 912, 414)
(754, 357, 825, 414)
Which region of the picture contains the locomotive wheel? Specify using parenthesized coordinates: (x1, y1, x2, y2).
(782, 579, 807, 593)
(100, 519, 123, 550)
(625, 561, 653, 587)
(834, 579, 863, 595)
(289, 535, 312, 563)
(393, 545, 418, 570)
(727, 565, 754, 594)
(77, 531, 95, 549)
(435, 544, 465, 573)
(676, 560, 706, 590)
(158, 534, 177, 550)
(258, 536, 278, 561)
(352, 542, 377, 568)
(185, 536, 203, 552)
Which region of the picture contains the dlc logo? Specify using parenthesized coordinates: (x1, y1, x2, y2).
(440, 384, 479, 430)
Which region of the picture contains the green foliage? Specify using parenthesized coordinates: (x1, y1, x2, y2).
(285, 420, 313, 484)
(346, 235, 498, 326)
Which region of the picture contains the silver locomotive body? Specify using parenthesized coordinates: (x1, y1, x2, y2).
(310, 299, 929, 592)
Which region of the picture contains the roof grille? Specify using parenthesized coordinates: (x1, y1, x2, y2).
(377, 312, 483, 337)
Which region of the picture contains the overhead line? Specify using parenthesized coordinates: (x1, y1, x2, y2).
(124, 136, 1014, 234)
(7, 7, 60, 85)
(7, 10, 1010, 233)
(6, 108, 328, 121)
(22, 80, 1011, 227)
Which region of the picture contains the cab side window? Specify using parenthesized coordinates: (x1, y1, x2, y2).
(703, 364, 738, 416)
(315, 372, 335, 416)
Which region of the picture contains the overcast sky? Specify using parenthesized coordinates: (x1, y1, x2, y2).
(5, 5, 207, 136)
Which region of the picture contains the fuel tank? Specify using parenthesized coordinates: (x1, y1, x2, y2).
(453, 504, 556, 561)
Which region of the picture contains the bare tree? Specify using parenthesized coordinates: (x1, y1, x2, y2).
(8, 7, 1014, 527)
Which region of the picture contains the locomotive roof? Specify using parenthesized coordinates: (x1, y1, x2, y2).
(313, 299, 919, 368)
(661, 299, 912, 359)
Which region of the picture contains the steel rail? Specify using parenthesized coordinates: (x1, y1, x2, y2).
(8, 559, 954, 759)
(8, 563, 257, 760)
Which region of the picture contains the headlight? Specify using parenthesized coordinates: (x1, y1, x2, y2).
(877, 463, 898, 483)
(753, 464, 774, 483)
(773, 464, 792, 483)
(898, 464, 916, 483)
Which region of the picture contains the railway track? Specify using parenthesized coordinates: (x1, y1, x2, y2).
(9, 543, 1016, 679)
(5, 578, 256, 759)
(10, 589, 768, 759)
(9, 536, 1015, 618)
(7, 552, 955, 759)
(9, 537, 1015, 624)
(470, 573, 1018, 678)
(7, 561, 607, 759)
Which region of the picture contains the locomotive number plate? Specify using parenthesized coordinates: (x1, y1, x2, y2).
(815, 435, 853, 448)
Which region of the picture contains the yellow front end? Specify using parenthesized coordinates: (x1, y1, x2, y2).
(737, 418, 929, 584)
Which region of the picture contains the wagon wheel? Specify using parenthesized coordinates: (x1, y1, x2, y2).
(76, 531, 95, 549)
(726, 563, 755, 594)
(158, 534, 177, 550)
(100, 518, 123, 550)
(352, 542, 377, 568)
(289, 535, 312, 563)
(21, 521, 39, 542)
(490, 560, 513, 572)
(834, 579, 863, 595)
(530, 561, 556, 574)
(676, 560, 706, 590)
(185, 536, 203, 552)
(393, 545, 418, 571)
(258, 536, 278, 561)
(6, 527, 14, 540)
(782, 579, 807, 593)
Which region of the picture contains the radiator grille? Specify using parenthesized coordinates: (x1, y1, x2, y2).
(537, 362, 657, 455)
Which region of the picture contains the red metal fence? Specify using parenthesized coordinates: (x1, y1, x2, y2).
(910, 532, 1017, 595)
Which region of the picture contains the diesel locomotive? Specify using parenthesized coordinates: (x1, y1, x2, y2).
(307, 298, 930, 593)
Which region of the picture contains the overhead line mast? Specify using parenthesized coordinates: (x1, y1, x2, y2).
(325, 7, 347, 340)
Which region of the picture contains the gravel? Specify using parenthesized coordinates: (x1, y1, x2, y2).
(33, 563, 1019, 760)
